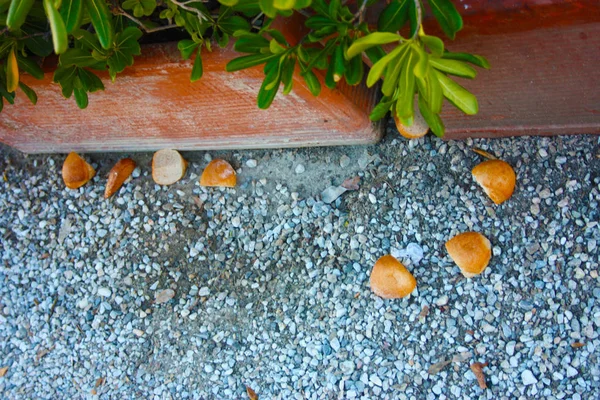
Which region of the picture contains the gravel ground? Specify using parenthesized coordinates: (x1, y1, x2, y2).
(1, 124, 599, 399)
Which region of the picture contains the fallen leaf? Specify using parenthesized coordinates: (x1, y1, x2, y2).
(105, 158, 136, 198)
(341, 176, 360, 191)
(428, 359, 451, 375)
(418, 305, 429, 322)
(321, 186, 347, 204)
(571, 342, 585, 348)
(36, 345, 54, 362)
(192, 196, 204, 210)
(472, 147, 497, 160)
(0, 366, 8, 377)
(95, 377, 105, 388)
(470, 362, 488, 389)
(154, 289, 175, 304)
(246, 386, 258, 400)
(452, 352, 473, 363)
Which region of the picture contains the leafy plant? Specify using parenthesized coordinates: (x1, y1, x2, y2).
(0, 0, 489, 137)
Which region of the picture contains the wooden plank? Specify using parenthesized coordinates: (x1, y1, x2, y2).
(0, 43, 382, 154)
(440, 22, 600, 139)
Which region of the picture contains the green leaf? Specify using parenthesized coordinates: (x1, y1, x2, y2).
(395, 48, 418, 120)
(219, 15, 251, 34)
(381, 45, 409, 96)
(219, 0, 238, 6)
(324, 48, 337, 89)
(344, 50, 364, 86)
(264, 57, 285, 90)
(364, 46, 386, 65)
(73, 87, 88, 108)
(234, 35, 270, 53)
(274, 0, 294, 10)
(218, 31, 230, 48)
(302, 69, 321, 96)
(328, 0, 339, 20)
(369, 98, 393, 121)
(116, 26, 142, 47)
(294, 0, 310, 8)
(24, 35, 53, 57)
(259, 0, 276, 18)
(305, 15, 334, 29)
(59, 0, 82, 33)
(263, 29, 287, 46)
(442, 51, 490, 69)
(140, 0, 156, 15)
(281, 56, 295, 95)
(178, 39, 198, 60)
(332, 44, 345, 83)
(190, 49, 203, 82)
(346, 32, 402, 60)
(412, 44, 427, 79)
(6, 48, 19, 93)
(269, 39, 286, 54)
(18, 82, 37, 104)
(79, 68, 104, 92)
(378, 0, 409, 33)
(428, 0, 463, 40)
(72, 29, 105, 53)
(59, 48, 98, 67)
(425, 64, 442, 113)
(17, 55, 44, 79)
(418, 93, 444, 136)
(43, 0, 68, 54)
(420, 34, 444, 57)
(430, 57, 476, 78)
(53, 65, 77, 97)
(232, 0, 260, 16)
(366, 43, 405, 88)
(226, 53, 279, 72)
(257, 63, 280, 109)
(6, 0, 35, 31)
(408, 0, 418, 38)
(85, 0, 114, 50)
(433, 69, 478, 114)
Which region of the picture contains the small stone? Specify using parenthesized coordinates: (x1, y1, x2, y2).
(436, 295, 449, 306)
(566, 366, 578, 377)
(522, 370, 538, 385)
(155, 289, 175, 304)
(98, 287, 111, 297)
(368, 194, 377, 204)
(340, 155, 350, 168)
(232, 217, 241, 228)
(133, 329, 144, 337)
(340, 361, 355, 374)
(246, 159, 257, 168)
(97, 229, 108, 238)
(295, 164, 305, 174)
(199, 287, 210, 296)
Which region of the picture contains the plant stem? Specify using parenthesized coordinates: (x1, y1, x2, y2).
(169, 0, 210, 22)
(354, 0, 368, 24)
(412, 0, 422, 39)
(117, 8, 179, 33)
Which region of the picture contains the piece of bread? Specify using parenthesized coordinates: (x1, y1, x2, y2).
(200, 159, 237, 187)
(62, 152, 96, 189)
(152, 149, 187, 185)
(445, 232, 492, 278)
(394, 106, 429, 139)
(369, 255, 417, 299)
(105, 158, 136, 198)
(472, 160, 516, 204)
